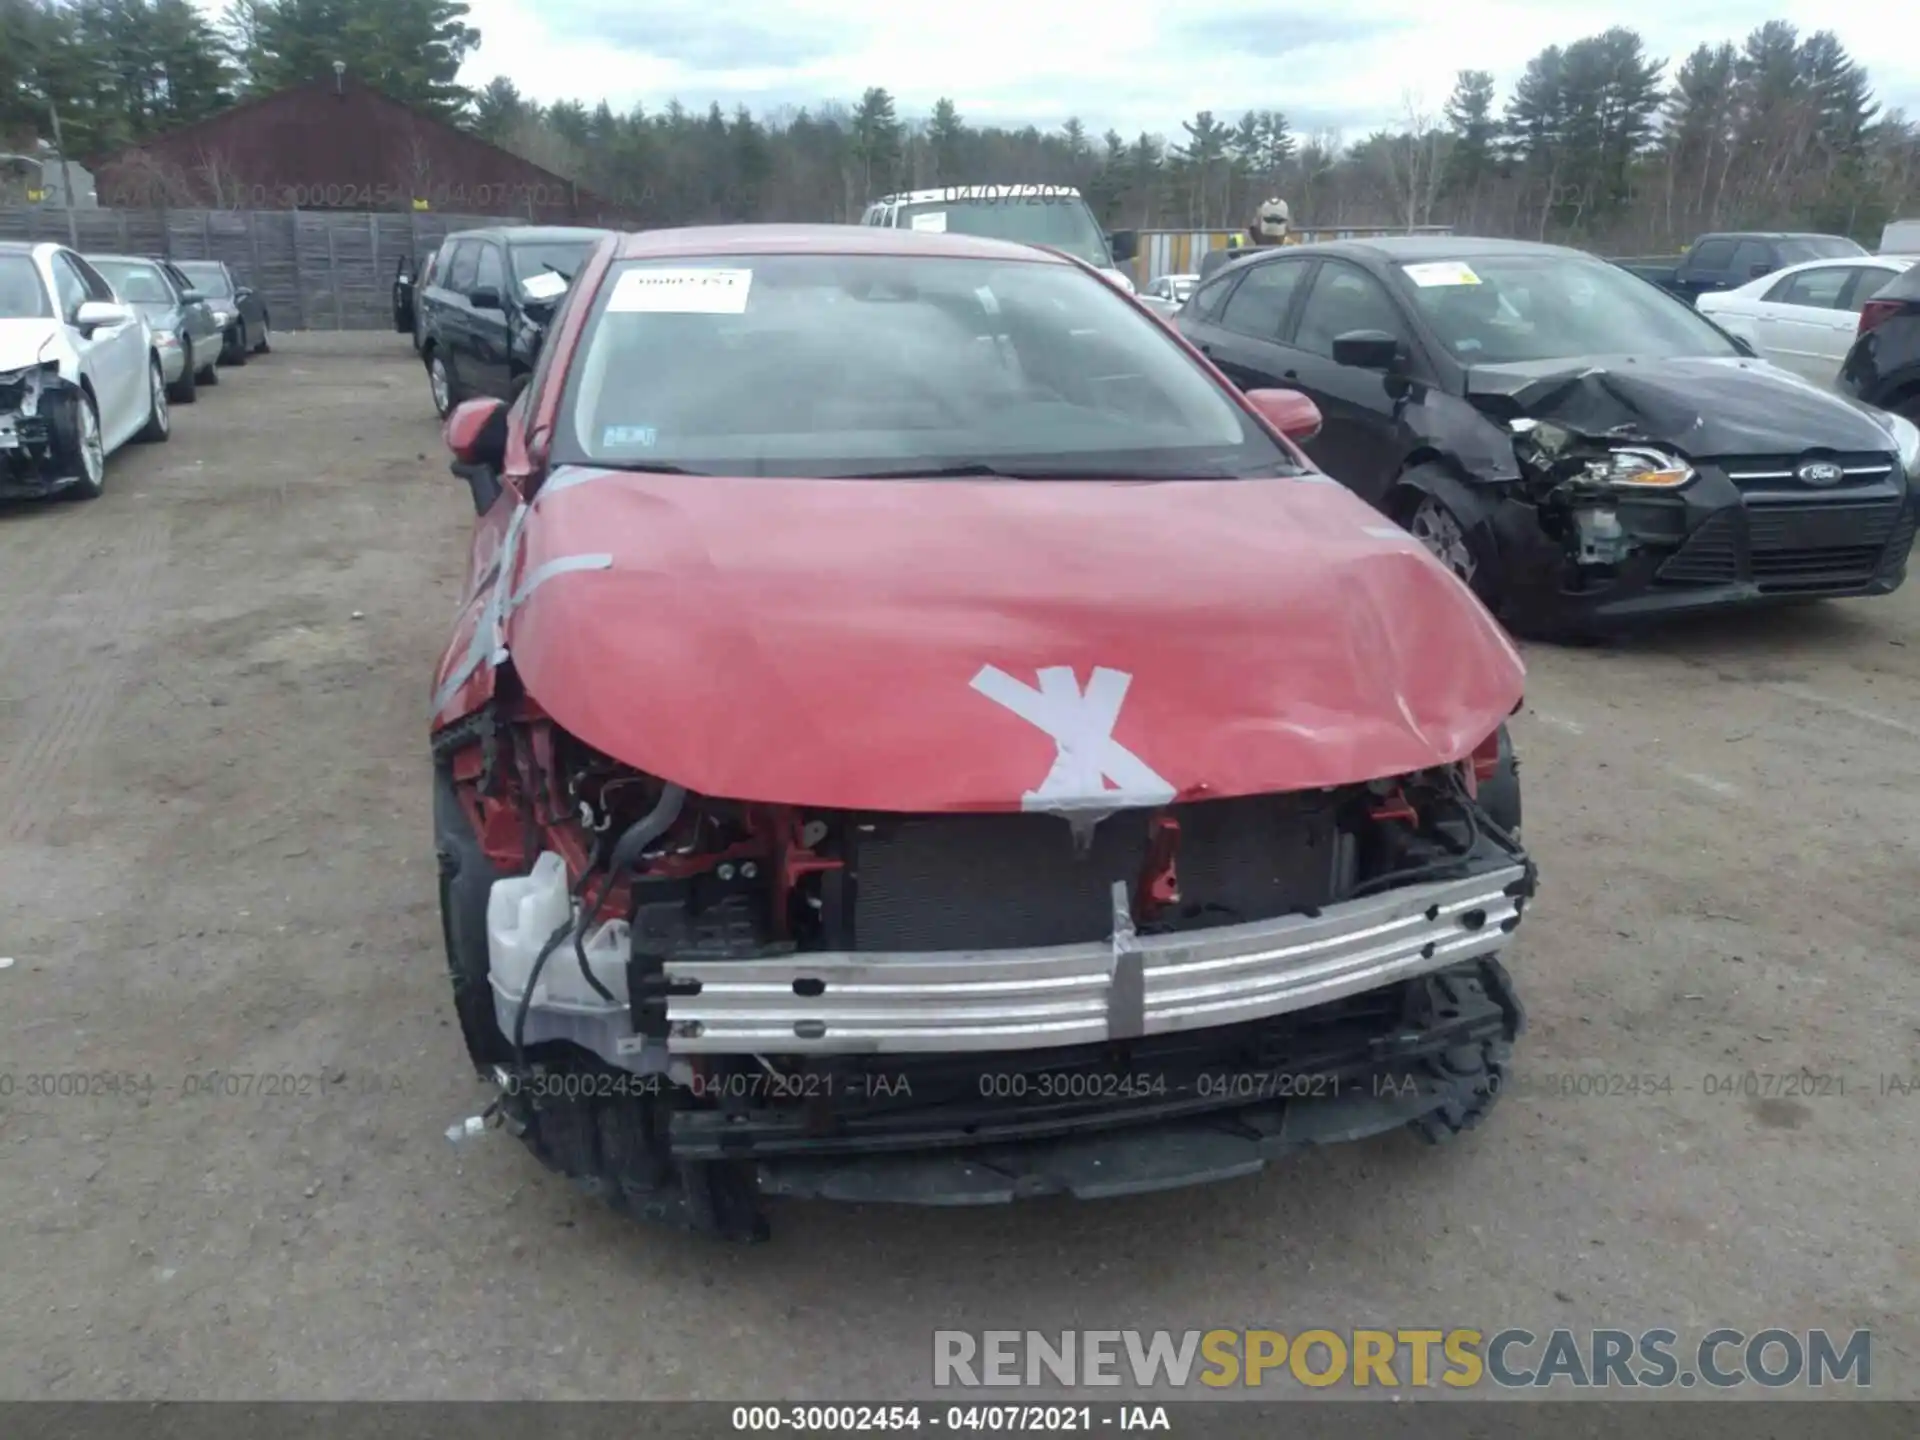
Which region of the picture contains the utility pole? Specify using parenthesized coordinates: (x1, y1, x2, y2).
(47, 101, 78, 247)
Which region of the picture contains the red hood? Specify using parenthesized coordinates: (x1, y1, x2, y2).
(500, 468, 1525, 812)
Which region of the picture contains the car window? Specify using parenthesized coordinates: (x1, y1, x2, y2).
(50, 252, 92, 315)
(1186, 271, 1241, 323)
(179, 262, 233, 296)
(1688, 239, 1735, 271)
(442, 241, 478, 292)
(1780, 237, 1866, 262)
(1294, 262, 1408, 356)
(0, 253, 53, 318)
(558, 253, 1301, 479)
(1766, 266, 1851, 309)
(1217, 260, 1310, 341)
(67, 253, 115, 302)
(474, 243, 505, 294)
(509, 240, 599, 291)
(1397, 252, 1741, 363)
(1728, 240, 1773, 278)
(90, 259, 175, 305)
(1843, 266, 1907, 312)
(887, 196, 1112, 268)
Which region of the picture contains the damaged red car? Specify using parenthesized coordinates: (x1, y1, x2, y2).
(429, 224, 1538, 1240)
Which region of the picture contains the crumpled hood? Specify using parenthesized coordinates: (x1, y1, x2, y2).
(1467, 354, 1898, 457)
(0, 319, 67, 375)
(499, 468, 1526, 813)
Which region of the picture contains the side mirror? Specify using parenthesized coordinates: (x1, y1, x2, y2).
(468, 286, 502, 311)
(1245, 387, 1323, 442)
(446, 398, 509, 515)
(1107, 230, 1139, 263)
(446, 396, 508, 468)
(1749, 261, 1771, 279)
(1331, 329, 1404, 371)
(73, 300, 130, 333)
(179, 288, 205, 304)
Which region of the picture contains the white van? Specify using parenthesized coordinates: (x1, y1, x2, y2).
(859, 185, 1139, 292)
(1880, 218, 1920, 254)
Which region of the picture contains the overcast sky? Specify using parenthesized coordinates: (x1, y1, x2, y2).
(444, 0, 1920, 142)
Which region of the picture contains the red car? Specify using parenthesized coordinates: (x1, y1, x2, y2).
(430, 224, 1536, 1239)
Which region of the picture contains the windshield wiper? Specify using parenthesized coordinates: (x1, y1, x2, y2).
(594, 461, 704, 475)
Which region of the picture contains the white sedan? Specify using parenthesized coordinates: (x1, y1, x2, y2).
(0, 240, 169, 501)
(1698, 254, 1918, 387)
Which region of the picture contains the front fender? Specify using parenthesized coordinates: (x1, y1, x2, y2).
(1384, 462, 1548, 611)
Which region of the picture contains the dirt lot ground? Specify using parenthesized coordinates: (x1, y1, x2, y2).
(1, 330, 1917, 1401)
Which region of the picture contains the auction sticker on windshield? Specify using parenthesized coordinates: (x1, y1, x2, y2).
(910, 211, 948, 233)
(1404, 261, 1483, 287)
(522, 270, 568, 300)
(607, 267, 753, 314)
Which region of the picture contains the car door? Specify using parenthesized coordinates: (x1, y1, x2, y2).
(432, 239, 479, 378)
(466, 240, 514, 398)
(162, 261, 218, 356)
(53, 251, 144, 444)
(393, 254, 415, 332)
(1178, 256, 1313, 393)
(1751, 263, 1854, 381)
(1274, 259, 1426, 501)
(1724, 239, 1776, 295)
(1675, 237, 1735, 300)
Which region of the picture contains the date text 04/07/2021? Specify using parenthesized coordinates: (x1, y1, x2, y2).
(729, 1404, 1171, 1432)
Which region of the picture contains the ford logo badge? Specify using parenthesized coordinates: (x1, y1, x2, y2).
(1796, 459, 1843, 487)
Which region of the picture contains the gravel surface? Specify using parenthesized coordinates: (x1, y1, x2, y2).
(1, 332, 1915, 1400)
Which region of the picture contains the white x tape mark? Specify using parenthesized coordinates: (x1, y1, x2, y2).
(971, 664, 1176, 813)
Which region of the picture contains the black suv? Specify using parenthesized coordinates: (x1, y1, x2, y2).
(1840, 260, 1920, 423)
(418, 226, 611, 417)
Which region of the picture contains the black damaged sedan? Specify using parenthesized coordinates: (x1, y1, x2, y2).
(1175, 236, 1920, 635)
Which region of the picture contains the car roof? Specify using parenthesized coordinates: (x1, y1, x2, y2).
(447, 226, 613, 244)
(1692, 231, 1858, 242)
(874, 185, 1083, 206)
(611, 223, 1070, 265)
(1268, 235, 1594, 264)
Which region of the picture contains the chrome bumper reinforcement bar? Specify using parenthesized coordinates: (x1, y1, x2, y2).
(665, 863, 1529, 1055)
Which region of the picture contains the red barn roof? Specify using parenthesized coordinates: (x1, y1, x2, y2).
(87, 76, 625, 223)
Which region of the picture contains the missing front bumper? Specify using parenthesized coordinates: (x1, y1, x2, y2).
(663, 862, 1529, 1055)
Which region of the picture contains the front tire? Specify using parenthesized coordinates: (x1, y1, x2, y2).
(166, 345, 197, 404)
(135, 355, 171, 445)
(60, 387, 107, 500)
(426, 347, 458, 418)
(222, 324, 249, 365)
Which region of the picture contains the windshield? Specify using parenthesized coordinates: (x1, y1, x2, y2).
(91, 260, 175, 306)
(891, 196, 1113, 268)
(1397, 253, 1741, 365)
(1779, 237, 1866, 263)
(177, 262, 233, 296)
(0, 255, 52, 319)
(510, 241, 598, 289)
(558, 253, 1294, 479)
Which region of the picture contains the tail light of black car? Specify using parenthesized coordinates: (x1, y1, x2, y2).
(1857, 298, 1905, 338)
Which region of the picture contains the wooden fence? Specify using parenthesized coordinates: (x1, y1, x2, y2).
(0, 204, 532, 331)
